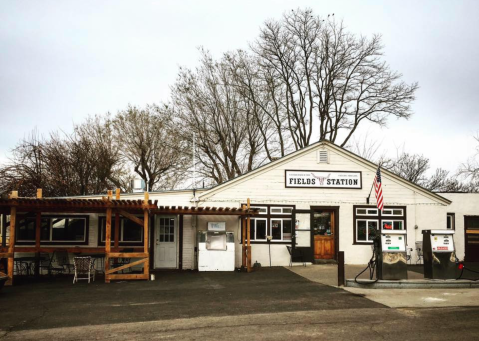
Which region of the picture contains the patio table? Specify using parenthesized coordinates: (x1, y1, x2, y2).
(14, 256, 46, 276)
(88, 254, 106, 274)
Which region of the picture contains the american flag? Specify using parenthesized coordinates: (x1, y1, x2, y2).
(373, 167, 384, 211)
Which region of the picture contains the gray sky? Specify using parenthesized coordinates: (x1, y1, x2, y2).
(1, 0, 478, 175)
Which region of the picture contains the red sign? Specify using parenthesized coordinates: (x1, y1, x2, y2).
(437, 246, 448, 250)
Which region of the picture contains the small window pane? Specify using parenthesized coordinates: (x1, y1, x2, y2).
(357, 221, 367, 241)
(357, 209, 367, 215)
(367, 209, 377, 215)
(368, 221, 378, 240)
(68, 218, 86, 241)
(271, 219, 282, 240)
(393, 210, 402, 216)
(256, 220, 267, 240)
(393, 221, 403, 230)
(252, 207, 267, 214)
(283, 220, 292, 241)
(249, 219, 256, 240)
(283, 208, 293, 214)
(17, 217, 35, 241)
(123, 219, 142, 242)
(271, 208, 282, 214)
(40, 218, 50, 241)
(383, 210, 392, 215)
(383, 221, 393, 230)
(51, 218, 67, 241)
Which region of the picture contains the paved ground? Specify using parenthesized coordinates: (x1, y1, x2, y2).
(1, 266, 479, 340)
(288, 263, 479, 308)
(0, 268, 381, 337)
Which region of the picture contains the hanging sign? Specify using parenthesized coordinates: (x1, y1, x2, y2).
(208, 222, 226, 231)
(285, 170, 362, 189)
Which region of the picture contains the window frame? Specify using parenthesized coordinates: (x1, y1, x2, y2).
(447, 213, 455, 230)
(98, 215, 144, 246)
(249, 217, 267, 241)
(15, 214, 89, 245)
(241, 204, 295, 244)
(380, 219, 404, 231)
(353, 205, 407, 245)
(270, 217, 293, 242)
(356, 219, 379, 243)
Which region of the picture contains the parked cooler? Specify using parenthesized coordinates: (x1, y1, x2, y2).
(422, 230, 457, 279)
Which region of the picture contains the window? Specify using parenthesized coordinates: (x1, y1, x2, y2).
(270, 207, 293, 215)
(99, 216, 144, 244)
(16, 215, 88, 244)
(447, 213, 455, 230)
(356, 220, 378, 243)
(382, 209, 404, 216)
(242, 204, 294, 242)
(1, 215, 10, 246)
(381, 220, 403, 230)
(251, 206, 267, 214)
(270, 218, 292, 241)
(249, 218, 267, 241)
(17, 217, 36, 241)
(354, 206, 406, 244)
(159, 218, 174, 242)
(356, 208, 379, 216)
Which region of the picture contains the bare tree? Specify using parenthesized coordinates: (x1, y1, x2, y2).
(0, 129, 46, 196)
(0, 117, 129, 197)
(251, 9, 418, 149)
(459, 135, 479, 182)
(44, 115, 129, 196)
(171, 50, 266, 184)
(114, 104, 188, 190)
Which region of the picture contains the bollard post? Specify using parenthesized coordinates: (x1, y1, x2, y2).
(338, 251, 345, 287)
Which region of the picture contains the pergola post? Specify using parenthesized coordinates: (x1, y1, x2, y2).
(246, 198, 252, 272)
(6, 191, 18, 286)
(242, 205, 246, 268)
(1, 214, 5, 247)
(143, 192, 149, 279)
(34, 188, 42, 277)
(114, 188, 120, 252)
(105, 190, 113, 283)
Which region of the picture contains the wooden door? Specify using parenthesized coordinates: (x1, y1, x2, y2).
(465, 217, 479, 262)
(312, 210, 335, 259)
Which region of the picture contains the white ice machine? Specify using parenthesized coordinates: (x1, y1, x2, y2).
(197, 230, 235, 271)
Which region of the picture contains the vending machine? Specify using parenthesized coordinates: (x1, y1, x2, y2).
(422, 230, 457, 279)
(197, 222, 235, 271)
(376, 230, 408, 280)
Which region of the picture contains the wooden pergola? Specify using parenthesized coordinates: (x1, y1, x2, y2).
(0, 190, 257, 286)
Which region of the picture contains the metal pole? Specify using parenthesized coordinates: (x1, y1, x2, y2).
(338, 251, 345, 286)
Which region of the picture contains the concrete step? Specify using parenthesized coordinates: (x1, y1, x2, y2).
(313, 259, 337, 264)
(346, 278, 479, 289)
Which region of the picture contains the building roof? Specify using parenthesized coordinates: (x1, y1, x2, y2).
(198, 140, 452, 205)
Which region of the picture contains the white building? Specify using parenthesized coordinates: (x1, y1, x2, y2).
(6, 141, 479, 268)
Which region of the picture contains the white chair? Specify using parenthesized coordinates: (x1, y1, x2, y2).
(73, 257, 95, 284)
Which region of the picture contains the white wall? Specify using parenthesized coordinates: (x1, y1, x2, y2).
(436, 193, 479, 260)
(198, 144, 449, 265)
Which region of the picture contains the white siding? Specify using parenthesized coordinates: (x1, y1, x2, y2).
(198, 144, 449, 265)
